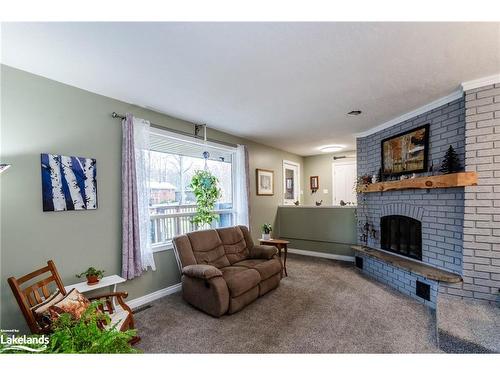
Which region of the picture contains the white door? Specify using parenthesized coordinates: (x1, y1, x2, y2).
(332, 161, 357, 205)
(283, 160, 300, 205)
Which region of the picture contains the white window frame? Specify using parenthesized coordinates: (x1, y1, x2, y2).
(149, 127, 237, 252)
(282, 160, 301, 205)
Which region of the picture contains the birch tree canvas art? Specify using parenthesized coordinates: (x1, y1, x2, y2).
(41, 153, 98, 212)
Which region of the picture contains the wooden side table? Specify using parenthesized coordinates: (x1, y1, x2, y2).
(259, 238, 290, 277)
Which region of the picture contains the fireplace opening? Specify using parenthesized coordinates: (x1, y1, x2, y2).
(380, 215, 422, 260)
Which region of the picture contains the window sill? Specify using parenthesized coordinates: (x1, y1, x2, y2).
(152, 242, 173, 253)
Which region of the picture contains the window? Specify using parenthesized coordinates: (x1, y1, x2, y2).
(148, 128, 237, 251)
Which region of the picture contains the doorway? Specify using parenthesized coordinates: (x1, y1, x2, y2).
(283, 160, 300, 205)
(332, 160, 357, 205)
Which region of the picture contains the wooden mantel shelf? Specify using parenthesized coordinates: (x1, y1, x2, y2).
(360, 172, 477, 193)
(352, 245, 462, 283)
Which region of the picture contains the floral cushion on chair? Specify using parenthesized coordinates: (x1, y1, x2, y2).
(31, 290, 65, 329)
(49, 288, 90, 321)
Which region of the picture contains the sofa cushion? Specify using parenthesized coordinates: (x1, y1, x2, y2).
(249, 245, 277, 259)
(238, 225, 255, 250)
(220, 266, 260, 297)
(234, 258, 282, 280)
(217, 226, 249, 264)
(187, 229, 230, 268)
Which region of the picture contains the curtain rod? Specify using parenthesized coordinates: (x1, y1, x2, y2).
(111, 112, 238, 148)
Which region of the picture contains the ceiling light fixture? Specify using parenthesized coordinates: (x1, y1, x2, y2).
(319, 145, 345, 153)
(348, 110, 362, 116)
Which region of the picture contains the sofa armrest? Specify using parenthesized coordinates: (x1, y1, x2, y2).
(249, 244, 277, 259)
(182, 264, 222, 280)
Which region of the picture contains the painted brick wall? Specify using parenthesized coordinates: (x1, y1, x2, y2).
(356, 254, 439, 308)
(356, 98, 466, 274)
(440, 83, 500, 303)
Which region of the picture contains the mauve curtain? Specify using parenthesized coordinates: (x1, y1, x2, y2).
(235, 144, 250, 227)
(122, 113, 156, 280)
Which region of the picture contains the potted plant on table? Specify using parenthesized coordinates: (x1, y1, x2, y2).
(76, 267, 105, 285)
(261, 223, 273, 240)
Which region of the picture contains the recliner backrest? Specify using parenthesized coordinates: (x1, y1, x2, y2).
(186, 229, 230, 268)
(216, 226, 251, 264)
(173, 226, 255, 269)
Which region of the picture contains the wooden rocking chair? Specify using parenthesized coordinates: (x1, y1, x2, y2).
(7, 260, 140, 344)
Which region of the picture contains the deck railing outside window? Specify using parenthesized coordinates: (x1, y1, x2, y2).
(150, 203, 234, 249)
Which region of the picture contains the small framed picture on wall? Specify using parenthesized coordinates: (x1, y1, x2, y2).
(310, 176, 319, 191)
(256, 168, 274, 196)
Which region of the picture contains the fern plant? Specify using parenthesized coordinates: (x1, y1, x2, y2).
(190, 170, 221, 227)
(48, 302, 138, 354)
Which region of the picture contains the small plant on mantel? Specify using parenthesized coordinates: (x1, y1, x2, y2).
(261, 223, 273, 240)
(76, 267, 105, 285)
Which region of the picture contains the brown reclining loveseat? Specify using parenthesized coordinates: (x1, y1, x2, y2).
(172, 225, 282, 317)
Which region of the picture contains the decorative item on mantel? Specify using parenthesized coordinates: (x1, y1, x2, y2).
(381, 124, 430, 177)
(293, 200, 300, 206)
(440, 145, 461, 174)
(315, 200, 323, 206)
(427, 162, 434, 177)
(261, 223, 273, 240)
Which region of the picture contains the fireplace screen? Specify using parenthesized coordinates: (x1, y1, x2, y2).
(380, 215, 422, 260)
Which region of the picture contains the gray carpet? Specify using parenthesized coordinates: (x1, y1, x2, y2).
(135, 254, 439, 353)
(437, 295, 499, 353)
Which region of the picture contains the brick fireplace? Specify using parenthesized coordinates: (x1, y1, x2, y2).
(354, 82, 500, 308)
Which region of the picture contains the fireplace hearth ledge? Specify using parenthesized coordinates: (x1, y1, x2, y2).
(351, 245, 462, 283)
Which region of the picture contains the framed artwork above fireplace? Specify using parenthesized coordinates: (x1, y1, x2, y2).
(381, 124, 429, 177)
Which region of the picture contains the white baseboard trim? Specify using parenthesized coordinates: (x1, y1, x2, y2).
(127, 282, 182, 310)
(287, 248, 355, 262)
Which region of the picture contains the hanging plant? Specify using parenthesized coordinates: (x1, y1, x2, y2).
(190, 170, 221, 227)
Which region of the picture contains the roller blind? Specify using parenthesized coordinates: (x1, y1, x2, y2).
(150, 131, 234, 163)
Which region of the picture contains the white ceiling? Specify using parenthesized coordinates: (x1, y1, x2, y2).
(2, 22, 499, 155)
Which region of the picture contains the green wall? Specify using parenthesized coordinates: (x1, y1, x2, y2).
(302, 153, 356, 206)
(0, 65, 303, 331)
(278, 206, 357, 256)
